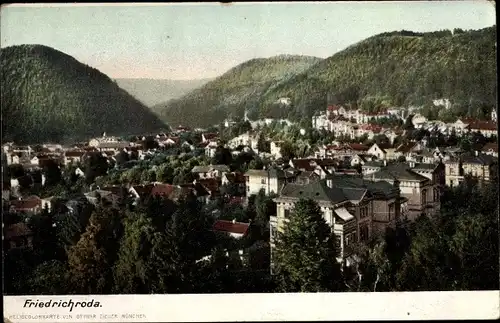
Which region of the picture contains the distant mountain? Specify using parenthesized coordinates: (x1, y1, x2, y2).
(1, 45, 169, 144)
(115, 78, 212, 107)
(259, 26, 497, 120)
(154, 27, 496, 128)
(153, 54, 323, 128)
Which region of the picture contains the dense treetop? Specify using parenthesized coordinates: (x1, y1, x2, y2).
(1, 44, 169, 144)
(155, 26, 496, 127)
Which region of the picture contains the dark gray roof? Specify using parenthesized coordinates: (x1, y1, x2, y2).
(325, 174, 395, 199)
(363, 161, 385, 168)
(279, 180, 347, 204)
(462, 153, 497, 165)
(367, 163, 428, 182)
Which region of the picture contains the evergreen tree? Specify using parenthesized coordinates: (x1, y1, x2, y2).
(113, 211, 156, 293)
(67, 207, 123, 294)
(273, 198, 343, 292)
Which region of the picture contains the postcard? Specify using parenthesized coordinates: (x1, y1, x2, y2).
(1, 1, 499, 322)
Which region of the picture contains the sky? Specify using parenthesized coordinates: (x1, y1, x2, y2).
(0, 1, 496, 80)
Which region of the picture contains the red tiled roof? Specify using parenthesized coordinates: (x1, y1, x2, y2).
(131, 184, 155, 198)
(4, 222, 33, 240)
(468, 120, 497, 131)
(150, 183, 177, 198)
(291, 159, 318, 171)
(213, 220, 250, 235)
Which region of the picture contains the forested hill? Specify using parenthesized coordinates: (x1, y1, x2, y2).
(1, 45, 169, 144)
(260, 26, 497, 120)
(153, 55, 322, 128)
(155, 27, 496, 128)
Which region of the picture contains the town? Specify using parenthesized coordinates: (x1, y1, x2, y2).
(3, 99, 498, 293)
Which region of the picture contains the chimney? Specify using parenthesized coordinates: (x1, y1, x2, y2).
(409, 161, 415, 168)
(326, 178, 333, 188)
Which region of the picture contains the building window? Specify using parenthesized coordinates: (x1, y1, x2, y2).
(345, 233, 354, 246)
(284, 209, 291, 218)
(389, 203, 395, 220)
(360, 225, 369, 242)
(270, 224, 276, 241)
(335, 234, 342, 252)
(261, 178, 266, 184)
(360, 206, 368, 218)
(422, 189, 427, 205)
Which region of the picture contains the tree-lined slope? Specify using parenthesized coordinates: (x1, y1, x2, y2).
(155, 27, 496, 127)
(262, 27, 497, 118)
(154, 55, 322, 127)
(1, 45, 169, 144)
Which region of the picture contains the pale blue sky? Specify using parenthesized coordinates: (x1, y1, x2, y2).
(0, 2, 496, 80)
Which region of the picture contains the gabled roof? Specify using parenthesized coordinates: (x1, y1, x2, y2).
(213, 220, 250, 236)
